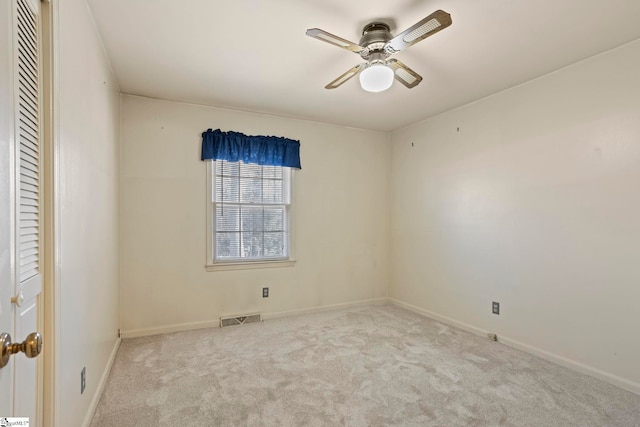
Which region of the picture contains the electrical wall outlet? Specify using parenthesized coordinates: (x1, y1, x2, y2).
(262, 287, 269, 298)
(492, 301, 500, 315)
(81, 367, 86, 394)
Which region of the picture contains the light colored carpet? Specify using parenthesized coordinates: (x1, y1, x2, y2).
(91, 304, 640, 426)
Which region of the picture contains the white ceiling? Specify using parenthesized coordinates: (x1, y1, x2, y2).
(87, 0, 640, 132)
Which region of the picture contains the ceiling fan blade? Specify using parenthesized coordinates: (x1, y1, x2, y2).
(388, 59, 423, 88)
(325, 64, 365, 89)
(306, 28, 365, 53)
(384, 10, 452, 53)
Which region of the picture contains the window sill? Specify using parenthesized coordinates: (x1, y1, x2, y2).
(206, 258, 296, 272)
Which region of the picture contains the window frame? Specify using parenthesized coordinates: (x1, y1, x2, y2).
(205, 160, 296, 271)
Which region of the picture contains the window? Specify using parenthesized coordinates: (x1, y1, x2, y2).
(206, 160, 294, 269)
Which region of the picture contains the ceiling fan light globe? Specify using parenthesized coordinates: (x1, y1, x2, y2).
(359, 64, 394, 92)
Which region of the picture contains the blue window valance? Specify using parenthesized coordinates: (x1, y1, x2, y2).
(201, 128, 301, 169)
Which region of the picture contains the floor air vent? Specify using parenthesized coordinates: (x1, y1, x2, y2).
(220, 313, 261, 328)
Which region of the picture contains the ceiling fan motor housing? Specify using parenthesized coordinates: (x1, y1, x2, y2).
(359, 22, 392, 61)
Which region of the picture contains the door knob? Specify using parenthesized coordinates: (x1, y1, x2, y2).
(0, 332, 43, 369)
(11, 291, 25, 307)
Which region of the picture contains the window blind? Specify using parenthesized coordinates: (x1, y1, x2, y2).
(214, 160, 290, 260)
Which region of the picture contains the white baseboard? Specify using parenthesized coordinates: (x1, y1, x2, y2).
(388, 298, 640, 396)
(497, 335, 640, 395)
(389, 298, 489, 338)
(262, 297, 388, 321)
(82, 336, 121, 427)
(121, 297, 388, 338)
(121, 319, 221, 339)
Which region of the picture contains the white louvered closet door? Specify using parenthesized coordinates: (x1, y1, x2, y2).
(16, 0, 41, 287)
(14, 0, 43, 422)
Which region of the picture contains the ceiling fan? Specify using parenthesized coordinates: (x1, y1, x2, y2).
(306, 10, 452, 92)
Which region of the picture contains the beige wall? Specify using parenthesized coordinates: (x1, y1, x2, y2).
(390, 39, 640, 391)
(119, 95, 390, 335)
(57, 0, 120, 424)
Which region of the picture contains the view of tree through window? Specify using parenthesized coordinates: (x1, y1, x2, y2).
(213, 160, 291, 261)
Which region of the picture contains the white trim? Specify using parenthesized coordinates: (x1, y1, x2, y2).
(41, 0, 61, 424)
(81, 338, 121, 427)
(205, 258, 296, 272)
(497, 335, 640, 395)
(205, 160, 213, 266)
(388, 298, 488, 337)
(122, 320, 221, 339)
(121, 298, 388, 338)
(388, 298, 640, 396)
